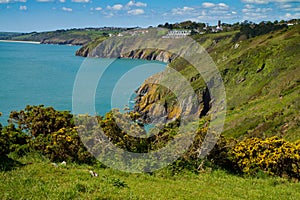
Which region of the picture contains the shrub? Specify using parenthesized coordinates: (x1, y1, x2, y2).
(5, 106, 93, 163)
(1, 124, 30, 156)
(9, 105, 74, 137)
(37, 127, 94, 163)
(229, 136, 300, 179)
(0, 131, 9, 157)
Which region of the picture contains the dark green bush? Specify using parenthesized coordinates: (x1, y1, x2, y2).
(1, 124, 30, 157)
(6, 105, 93, 163)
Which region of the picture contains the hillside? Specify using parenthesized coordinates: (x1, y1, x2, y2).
(76, 24, 300, 141)
(1, 153, 300, 200)
(0, 28, 127, 45)
(1, 23, 300, 199)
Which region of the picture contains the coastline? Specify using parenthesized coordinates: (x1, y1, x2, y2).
(0, 40, 40, 44)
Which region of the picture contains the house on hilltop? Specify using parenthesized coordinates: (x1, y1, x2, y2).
(162, 30, 191, 38)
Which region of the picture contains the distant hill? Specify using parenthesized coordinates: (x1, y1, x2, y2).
(0, 28, 130, 46)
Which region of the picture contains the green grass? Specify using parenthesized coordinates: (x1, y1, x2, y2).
(1, 153, 300, 200)
(1, 29, 123, 45)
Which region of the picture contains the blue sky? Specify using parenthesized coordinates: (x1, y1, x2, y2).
(0, 0, 299, 32)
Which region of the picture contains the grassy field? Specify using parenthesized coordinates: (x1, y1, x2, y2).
(1, 153, 299, 200)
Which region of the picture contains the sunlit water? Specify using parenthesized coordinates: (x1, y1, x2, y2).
(0, 41, 166, 125)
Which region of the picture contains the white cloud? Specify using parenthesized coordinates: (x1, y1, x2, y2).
(0, 0, 26, 2)
(127, 8, 144, 15)
(172, 6, 195, 15)
(218, 3, 228, 8)
(127, 1, 147, 7)
(202, 2, 215, 8)
(62, 6, 72, 11)
(36, 0, 54, 2)
(256, 7, 273, 12)
(19, 5, 27, 10)
(0, 0, 10, 3)
(71, 0, 90, 3)
(59, 0, 65, 3)
(242, 0, 300, 4)
(202, 2, 229, 9)
(182, 6, 195, 11)
(135, 2, 147, 7)
(107, 4, 123, 10)
(278, 4, 300, 11)
(91, 7, 102, 11)
(284, 12, 300, 18)
(245, 4, 255, 9)
(279, 4, 292, 8)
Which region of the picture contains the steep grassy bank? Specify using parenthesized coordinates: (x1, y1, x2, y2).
(1, 153, 300, 200)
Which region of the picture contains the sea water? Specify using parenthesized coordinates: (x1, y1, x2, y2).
(0, 41, 166, 124)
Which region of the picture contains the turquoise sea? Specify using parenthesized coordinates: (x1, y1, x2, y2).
(0, 41, 165, 124)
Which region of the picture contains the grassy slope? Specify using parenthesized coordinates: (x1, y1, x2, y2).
(199, 26, 300, 141)
(0, 29, 120, 45)
(131, 26, 299, 142)
(1, 154, 300, 200)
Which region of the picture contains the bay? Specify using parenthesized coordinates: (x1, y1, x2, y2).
(0, 42, 166, 124)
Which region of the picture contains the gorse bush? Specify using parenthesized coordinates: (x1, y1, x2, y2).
(4, 105, 93, 163)
(9, 105, 74, 137)
(38, 127, 94, 163)
(229, 136, 300, 179)
(0, 115, 10, 156)
(1, 106, 300, 180)
(1, 124, 30, 156)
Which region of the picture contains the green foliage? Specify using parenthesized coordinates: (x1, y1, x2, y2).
(1, 124, 30, 157)
(158, 20, 206, 30)
(0, 131, 9, 157)
(6, 105, 93, 163)
(229, 137, 300, 179)
(0, 112, 29, 157)
(9, 105, 74, 138)
(236, 21, 288, 40)
(36, 127, 94, 163)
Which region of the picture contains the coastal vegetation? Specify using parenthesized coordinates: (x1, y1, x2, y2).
(0, 27, 129, 45)
(1, 19, 300, 199)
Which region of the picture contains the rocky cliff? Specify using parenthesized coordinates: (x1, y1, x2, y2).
(76, 44, 177, 63)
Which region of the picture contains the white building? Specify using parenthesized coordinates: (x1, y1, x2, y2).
(162, 30, 191, 39)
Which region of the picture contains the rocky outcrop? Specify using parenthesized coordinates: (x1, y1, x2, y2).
(134, 69, 209, 124)
(75, 45, 90, 57)
(122, 49, 177, 63)
(41, 38, 91, 46)
(76, 44, 177, 63)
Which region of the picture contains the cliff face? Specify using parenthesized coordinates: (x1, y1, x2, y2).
(133, 62, 209, 124)
(40, 38, 91, 46)
(76, 45, 177, 63)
